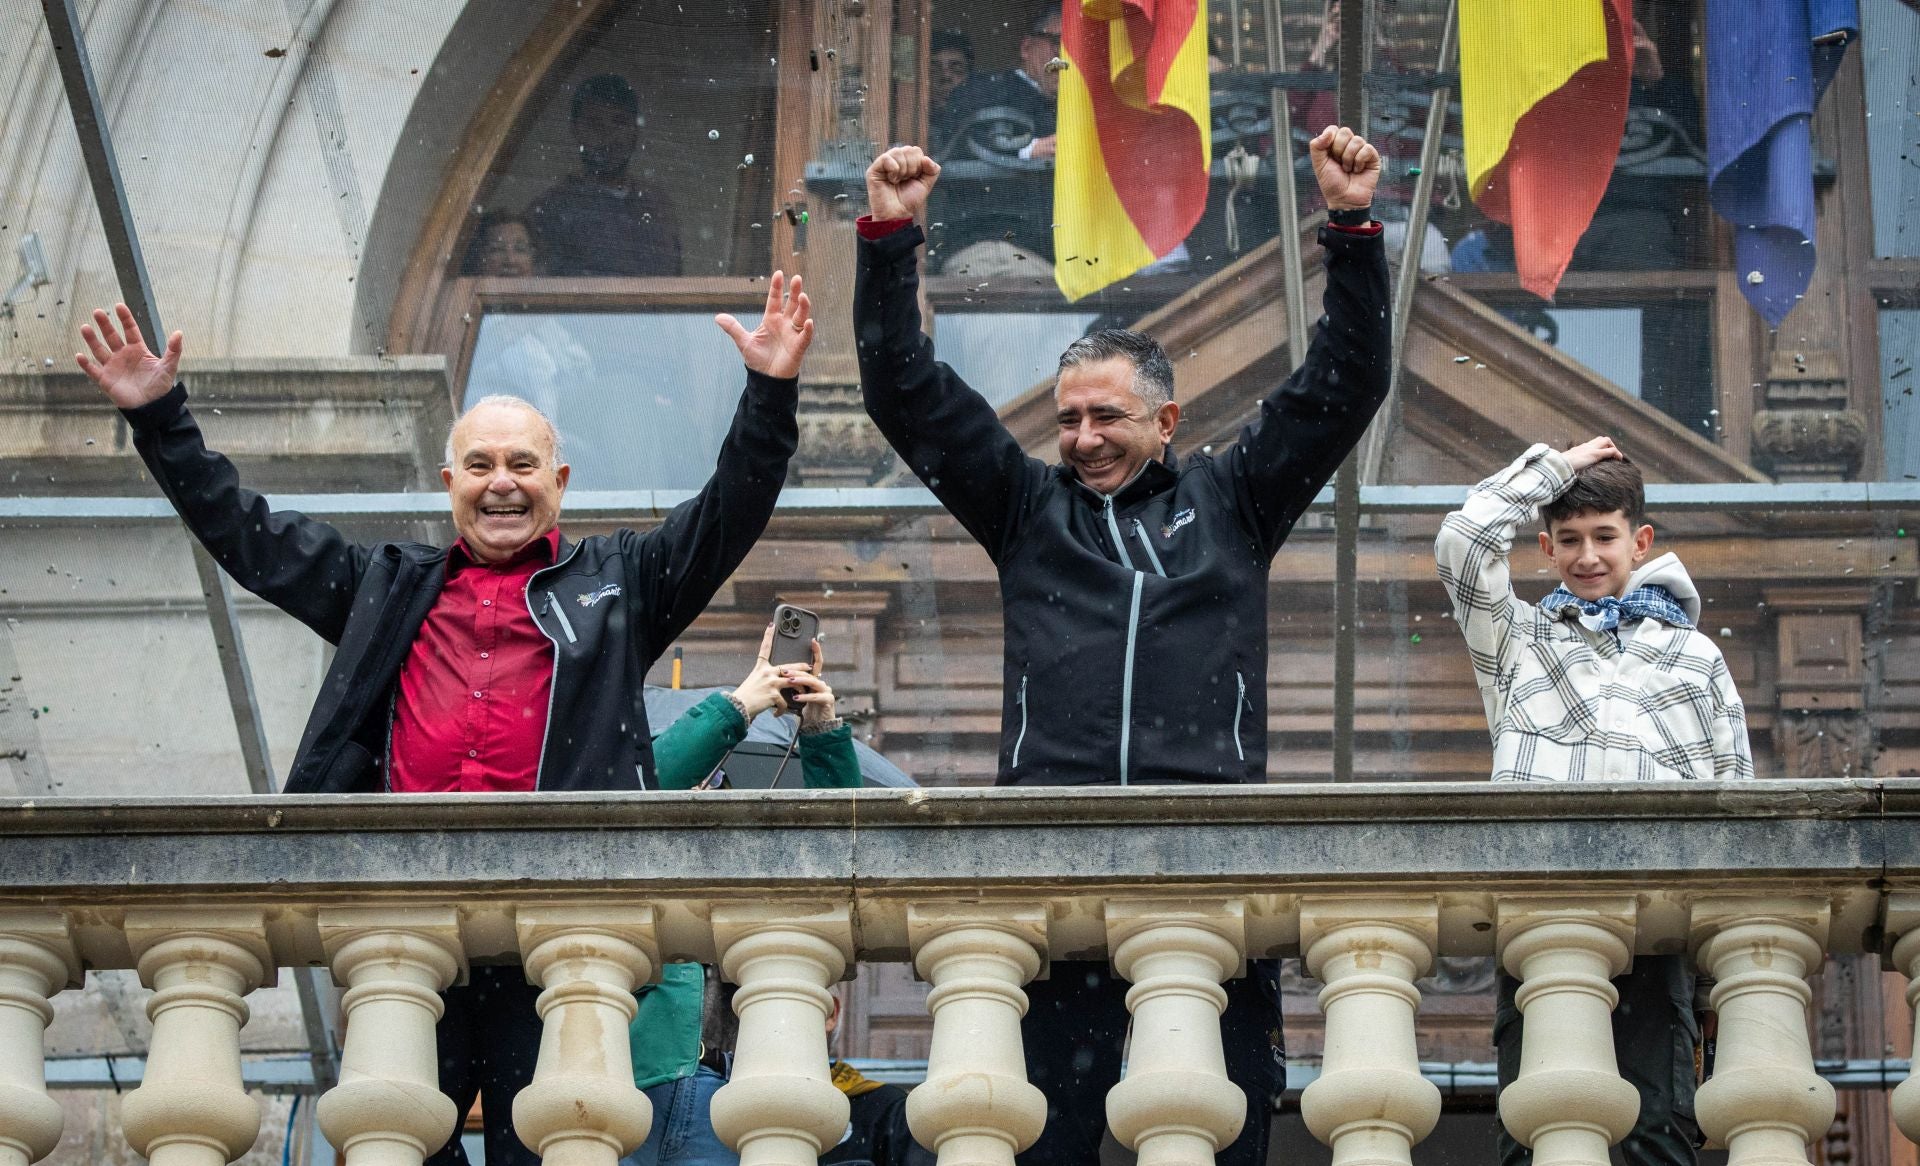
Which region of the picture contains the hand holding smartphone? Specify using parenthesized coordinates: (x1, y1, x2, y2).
(768, 603, 820, 709)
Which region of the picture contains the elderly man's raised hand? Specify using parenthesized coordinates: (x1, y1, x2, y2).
(1309, 125, 1381, 212)
(866, 146, 941, 222)
(75, 304, 182, 410)
(716, 270, 814, 380)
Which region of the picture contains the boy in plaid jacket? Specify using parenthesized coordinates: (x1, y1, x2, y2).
(1435, 435, 1753, 1166)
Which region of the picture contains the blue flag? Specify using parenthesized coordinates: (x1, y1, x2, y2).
(1706, 0, 1857, 327)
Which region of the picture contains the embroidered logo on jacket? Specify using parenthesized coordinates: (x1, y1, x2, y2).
(1161, 508, 1197, 539)
(577, 583, 622, 608)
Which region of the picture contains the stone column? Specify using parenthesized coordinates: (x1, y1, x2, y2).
(120, 908, 273, 1166)
(1494, 897, 1640, 1166)
(1888, 894, 1920, 1145)
(904, 903, 1048, 1166)
(315, 906, 466, 1166)
(0, 912, 77, 1166)
(1103, 899, 1248, 1166)
(709, 903, 854, 1166)
(512, 907, 659, 1166)
(1299, 898, 1441, 1166)
(1692, 897, 1834, 1166)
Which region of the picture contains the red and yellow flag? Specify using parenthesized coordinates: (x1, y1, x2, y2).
(1461, 0, 1632, 300)
(1054, 0, 1211, 301)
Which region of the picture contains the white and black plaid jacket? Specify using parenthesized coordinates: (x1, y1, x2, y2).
(1435, 444, 1753, 782)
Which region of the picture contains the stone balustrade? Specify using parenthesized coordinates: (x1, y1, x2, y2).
(0, 781, 1914, 1166)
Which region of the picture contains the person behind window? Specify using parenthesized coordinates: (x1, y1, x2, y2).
(466, 210, 539, 277)
(941, 6, 1061, 163)
(529, 73, 683, 277)
(926, 29, 975, 156)
(72, 270, 815, 1165)
(463, 213, 594, 444)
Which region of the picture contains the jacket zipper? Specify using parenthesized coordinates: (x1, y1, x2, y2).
(544, 590, 579, 644)
(1118, 571, 1144, 784)
(1130, 518, 1167, 577)
(523, 542, 586, 791)
(1101, 495, 1136, 570)
(1233, 671, 1247, 762)
(1012, 674, 1029, 768)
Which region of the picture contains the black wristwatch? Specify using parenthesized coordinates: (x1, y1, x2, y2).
(1328, 205, 1373, 227)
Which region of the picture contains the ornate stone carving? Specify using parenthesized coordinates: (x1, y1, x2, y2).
(1750, 410, 1868, 481)
(1775, 710, 1873, 780)
(795, 382, 895, 486)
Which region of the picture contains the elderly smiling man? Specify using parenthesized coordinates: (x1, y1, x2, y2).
(855, 127, 1388, 1166)
(75, 273, 813, 1165)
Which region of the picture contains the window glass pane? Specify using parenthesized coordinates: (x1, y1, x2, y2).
(468, 0, 780, 278)
(1864, 0, 1920, 258)
(1883, 308, 1920, 482)
(934, 312, 1103, 406)
(466, 312, 763, 490)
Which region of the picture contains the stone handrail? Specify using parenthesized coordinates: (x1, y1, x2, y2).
(0, 781, 1915, 1166)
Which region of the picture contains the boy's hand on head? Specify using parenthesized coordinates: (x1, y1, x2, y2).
(1564, 436, 1623, 473)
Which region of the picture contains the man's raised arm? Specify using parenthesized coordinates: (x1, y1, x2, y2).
(854, 146, 1043, 563)
(1214, 126, 1392, 560)
(75, 305, 369, 643)
(624, 271, 810, 650)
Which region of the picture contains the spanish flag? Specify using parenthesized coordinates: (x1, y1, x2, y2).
(1054, 0, 1211, 302)
(1461, 0, 1633, 300)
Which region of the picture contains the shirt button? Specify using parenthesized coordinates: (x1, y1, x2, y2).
(468, 750, 478, 758)
(473, 691, 484, 699)
(482, 599, 492, 607)
(479, 652, 489, 659)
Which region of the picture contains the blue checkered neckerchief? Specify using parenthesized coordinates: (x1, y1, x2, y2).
(1541, 584, 1692, 631)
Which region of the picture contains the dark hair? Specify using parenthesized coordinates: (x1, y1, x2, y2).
(1056, 328, 1175, 410)
(1542, 457, 1646, 530)
(571, 73, 638, 123)
(931, 28, 974, 63)
(462, 211, 534, 276)
(1028, 5, 1062, 36)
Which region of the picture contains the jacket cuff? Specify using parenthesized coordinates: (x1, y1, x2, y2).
(744, 368, 800, 403)
(1316, 222, 1385, 250)
(857, 216, 914, 240)
(705, 690, 751, 739)
(1489, 443, 1575, 499)
(121, 382, 188, 432)
(859, 222, 926, 263)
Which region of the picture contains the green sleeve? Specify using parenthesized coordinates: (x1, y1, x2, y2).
(799, 722, 862, 788)
(630, 961, 706, 1089)
(652, 692, 749, 790)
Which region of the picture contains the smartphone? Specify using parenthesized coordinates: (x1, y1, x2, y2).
(769, 603, 820, 709)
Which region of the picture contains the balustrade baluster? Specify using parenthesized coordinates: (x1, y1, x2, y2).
(709, 903, 854, 1166)
(512, 907, 658, 1166)
(1494, 897, 1640, 1166)
(905, 904, 1048, 1166)
(1692, 897, 1833, 1166)
(316, 907, 465, 1166)
(1299, 898, 1441, 1166)
(1888, 894, 1920, 1146)
(120, 909, 272, 1166)
(1103, 899, 1247, 1166)
(0, 912, 75, 1166)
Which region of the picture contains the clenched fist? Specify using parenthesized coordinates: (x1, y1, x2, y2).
(866, 146, 942, 222)
(1308, 125, 1381, 212)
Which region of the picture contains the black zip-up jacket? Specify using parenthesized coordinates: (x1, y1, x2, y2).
(122, 372, 798, 794)
(856, 223, 1389, 785)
